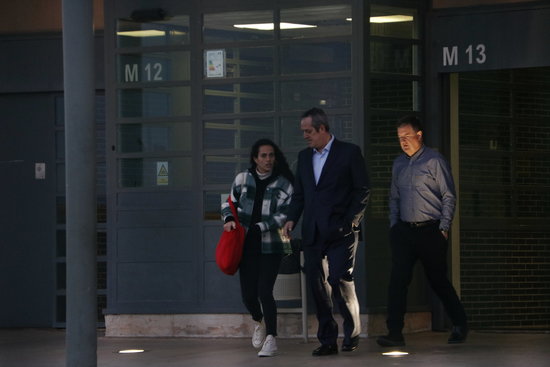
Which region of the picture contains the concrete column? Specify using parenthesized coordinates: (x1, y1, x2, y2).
(61, 1, 97, 366)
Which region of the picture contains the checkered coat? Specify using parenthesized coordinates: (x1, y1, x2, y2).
(221, 170, 293, 254)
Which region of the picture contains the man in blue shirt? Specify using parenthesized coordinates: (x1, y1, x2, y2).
(377, 115, 468, 347)
(283, 108, 370, 356)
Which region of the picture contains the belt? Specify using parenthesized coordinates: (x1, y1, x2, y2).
(401, 220, 438, 228)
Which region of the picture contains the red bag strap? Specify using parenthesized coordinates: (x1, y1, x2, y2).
(227, 196, 240, 226)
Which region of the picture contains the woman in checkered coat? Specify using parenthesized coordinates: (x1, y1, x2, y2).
(221, 138, 294, 357)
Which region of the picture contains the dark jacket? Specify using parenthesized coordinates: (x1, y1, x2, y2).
(288, 139, 370, 247)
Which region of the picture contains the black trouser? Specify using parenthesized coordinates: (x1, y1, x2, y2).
(386, 221, 468, 333)
(303, 230, 360, 346)
(239, 230, 283, 336)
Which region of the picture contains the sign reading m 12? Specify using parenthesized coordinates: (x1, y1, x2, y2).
(443, 44, 487, 67)
(125, 62, 164, 82)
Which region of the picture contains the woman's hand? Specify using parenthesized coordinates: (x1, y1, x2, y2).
(282, 221, 294, 239)
(224, 221, 236, 232)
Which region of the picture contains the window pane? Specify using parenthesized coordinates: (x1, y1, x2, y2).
(56, 196, 65, 224)
(56, 230, 66, 257)
(118, 157, 192, 188)
(56, 164, 65, 194)
(204, 118, 275, 150)
(117, 16, 190, 48)
(56, 295, 66, 323)
(281, 78, 352, 110)
(57, 263, 66, 290)
(117, 52, 191, 83)
(118, 87, 191, 118)
(204, 10, 273, 43)
(370, 5, 418, 39)
(203, 82, 273, 114)
(97, 261, 107, 289)
(56, 131, 64, 159)
(281, 42, 351, 74)
(370, 79, 421, 111)
(371, 41, 420, 75)
(204, 47, 274, 79)
(118, 122, 192, 153)
(204, 155, 248, 185)
(226, 47, 274, 77)
(281, 5, 351, 39)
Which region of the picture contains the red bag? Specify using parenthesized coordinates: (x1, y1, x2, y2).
(216, 197, 246, 275)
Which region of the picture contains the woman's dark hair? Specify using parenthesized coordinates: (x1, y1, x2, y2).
(250, 138, 294, 183)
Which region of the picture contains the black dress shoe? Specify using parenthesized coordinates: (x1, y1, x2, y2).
(312, 344, 338, 356)
(376, 333, 405, 347)
(448, 326, 468, 344)
(341, 336, 359, 352)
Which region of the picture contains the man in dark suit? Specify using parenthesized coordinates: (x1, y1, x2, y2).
(283, 107, 370, 356)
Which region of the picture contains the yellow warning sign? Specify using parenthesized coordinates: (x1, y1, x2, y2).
(156, 161, 169, 185)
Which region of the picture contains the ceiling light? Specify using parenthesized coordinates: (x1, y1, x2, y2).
(117, 30, 186, 37)
(233, 22, 317, 30)
(370, 15, 414, 23)
(117, 30, 165, 37)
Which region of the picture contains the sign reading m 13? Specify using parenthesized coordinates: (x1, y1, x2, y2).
(443, 44, 486, 67)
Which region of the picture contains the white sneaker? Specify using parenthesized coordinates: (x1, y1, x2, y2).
(258, 335, 278, 357)
(252, 321, 266, 348)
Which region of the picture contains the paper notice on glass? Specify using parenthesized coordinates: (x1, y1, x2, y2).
(205, 49, 225, 78)
(35, 162, 46, 179)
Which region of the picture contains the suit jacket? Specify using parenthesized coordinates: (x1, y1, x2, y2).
(288, 139, 370, 247)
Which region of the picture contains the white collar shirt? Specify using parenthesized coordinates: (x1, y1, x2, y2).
(312, 134, 334, 184)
